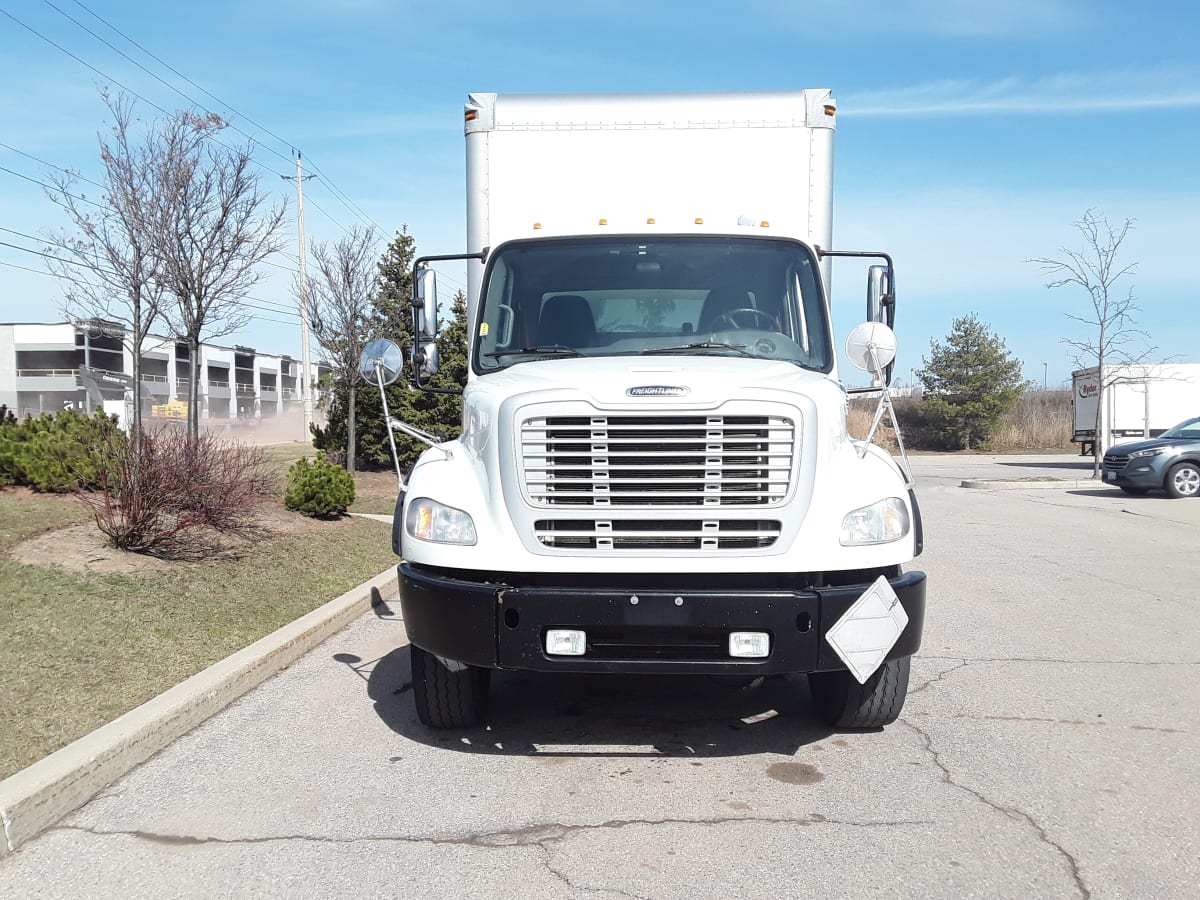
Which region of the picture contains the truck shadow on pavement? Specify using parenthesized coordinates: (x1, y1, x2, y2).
(347, 645, 838, 758)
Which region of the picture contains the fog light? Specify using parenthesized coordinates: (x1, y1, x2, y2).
(729, 631, 770, 658)
(546, 629, 587, 656)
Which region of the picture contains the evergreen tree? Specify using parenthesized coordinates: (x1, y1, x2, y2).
(916, 313, 1028, 450)
(312, 224, 468, 472)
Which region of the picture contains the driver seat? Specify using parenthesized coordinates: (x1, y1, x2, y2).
(698, 288, 754, 332)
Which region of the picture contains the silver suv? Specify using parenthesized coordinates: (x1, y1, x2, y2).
(1102, 416, 1200, 498)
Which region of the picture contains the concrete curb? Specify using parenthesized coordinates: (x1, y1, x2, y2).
(961, 479, 1111, 490)
(0, 566, 399, 858)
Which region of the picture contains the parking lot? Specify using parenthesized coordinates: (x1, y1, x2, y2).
(1, 454, 1197, 898)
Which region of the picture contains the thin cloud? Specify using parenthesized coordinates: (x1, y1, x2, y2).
(843, 68, 1200, 116)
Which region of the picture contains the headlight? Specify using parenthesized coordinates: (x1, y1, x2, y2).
(406, 497, 477, 545)
(840, 497, 910, 546)
(1130, 447, 1171, 459)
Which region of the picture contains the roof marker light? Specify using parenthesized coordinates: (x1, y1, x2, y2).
(695, 218, 704, 225)
(760, 221, 770, 228)
(533, 223, 542, 230)
(646, 217, 656, 225)
(599, 218, 608, 226)
(823, 104, 836, 117)
(465, 109, 478, 121)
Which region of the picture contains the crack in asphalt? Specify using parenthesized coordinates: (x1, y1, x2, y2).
(537, 843, 650, 900)
(56, 811, 934, 851)
(908, 658, 969, 695)
(899, 718, 1091, 900)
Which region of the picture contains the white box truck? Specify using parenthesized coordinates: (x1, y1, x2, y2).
(1072, 364, 1200, 454)
(383, 91, 925, 730)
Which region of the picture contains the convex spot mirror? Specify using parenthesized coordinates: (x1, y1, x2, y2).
(415, 342, 439, 381)
(845, 321, 897, 376)
(359, 338, 404, 386)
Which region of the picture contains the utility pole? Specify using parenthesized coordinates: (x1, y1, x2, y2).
(283, 152, 316, 439)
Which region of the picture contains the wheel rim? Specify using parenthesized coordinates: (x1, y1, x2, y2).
(1173, 466, 1200, 496)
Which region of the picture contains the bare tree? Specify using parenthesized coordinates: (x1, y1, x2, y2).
(148, 110, 287, 439)
(45, 92, 165, 440)
(303, 226, 380, 474)
(1029, 210, 1155, 475)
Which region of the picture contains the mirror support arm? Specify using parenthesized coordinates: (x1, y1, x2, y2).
(371, 362, 407, 490)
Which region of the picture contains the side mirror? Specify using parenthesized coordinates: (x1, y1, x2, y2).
(866, 265, 891, 324)
(415, 269, 438, 340)
(414, 342, 439, 382)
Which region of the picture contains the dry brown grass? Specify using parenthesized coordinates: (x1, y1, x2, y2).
(848, 390, 1073, 451)
(989, 390, 1073, 451)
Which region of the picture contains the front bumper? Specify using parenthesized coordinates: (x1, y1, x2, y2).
(1102, 460, 1166, 488)
(398, 564, 926, 676)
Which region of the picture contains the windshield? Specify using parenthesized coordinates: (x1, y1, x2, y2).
(474, 236, 831, 373)
(1162, 417, 1200, 439)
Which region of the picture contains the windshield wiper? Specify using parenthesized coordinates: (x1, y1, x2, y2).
(484, 345, 586, 359)
(642, 341, 754, 358)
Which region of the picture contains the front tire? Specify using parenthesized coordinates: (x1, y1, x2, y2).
(1165, 462, 1200, 499)
(808, 656, 910, 728)
(411, 645, 490, 728)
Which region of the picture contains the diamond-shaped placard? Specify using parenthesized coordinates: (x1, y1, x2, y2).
(824, 575, 909, 684)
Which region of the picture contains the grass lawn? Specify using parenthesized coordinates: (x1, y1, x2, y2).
(0, 443, 400, 781)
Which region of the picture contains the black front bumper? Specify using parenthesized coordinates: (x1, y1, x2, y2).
(398, 564, 926, 676)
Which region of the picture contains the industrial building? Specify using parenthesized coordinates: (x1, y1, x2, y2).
(0, 320, 325, 427)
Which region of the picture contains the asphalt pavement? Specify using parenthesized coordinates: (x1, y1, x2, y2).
(1, 453, 1196, 899)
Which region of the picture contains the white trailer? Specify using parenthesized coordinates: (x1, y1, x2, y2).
(1072, 364, 1200, 453)
(385, 91, 924, 731)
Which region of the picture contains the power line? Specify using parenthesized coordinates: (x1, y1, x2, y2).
(40, 0, 294, 168)
(61, 0, 385, 236)
(0, 237, 299, 322)
(301, 160, 384, 233)
(0, 7, 280, 182)
(11, 5, 391, 245)
(0, 162, 105, 208)
(0, 259, 49, 277)
(65, 0, 296, 157)
(0, 141, 105, 189)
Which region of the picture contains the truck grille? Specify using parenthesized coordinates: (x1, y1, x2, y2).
(534, 519, 782, 550)
(520, 414, 796, 508)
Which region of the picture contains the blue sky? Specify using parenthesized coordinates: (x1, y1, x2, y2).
(2, 0, 1197, 387)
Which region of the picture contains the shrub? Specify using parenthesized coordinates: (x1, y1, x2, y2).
(0, 408, 122, 492)
(78, 429, 273, 559)
(284, 457, 356, 518)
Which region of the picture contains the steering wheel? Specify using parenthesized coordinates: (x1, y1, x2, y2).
(706, 308, 777, 331)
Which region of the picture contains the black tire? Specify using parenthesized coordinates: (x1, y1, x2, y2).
(1119, 486, 1151, 496)
(411, 645, 490, 728)
(807, 656, 910, 728)
(1164, 462, 1200, 499)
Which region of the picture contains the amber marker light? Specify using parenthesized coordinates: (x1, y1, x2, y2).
(647, 217, 656, 224)
(760, 221, 770, 228)
(465, 109, 478, 121)
(533, 223, 542, 229)
(823, 105, 836, 117)
(695, 218, 704, 225)
(599, 218, 608, 225)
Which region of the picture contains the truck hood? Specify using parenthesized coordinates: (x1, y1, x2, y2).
(467, 355, 838, 409)
(1106, 436, 1192, 456)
